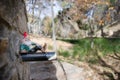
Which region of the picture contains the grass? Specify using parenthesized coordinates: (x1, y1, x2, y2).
(48, 45, 53, 50)
(58, 38, 120, 63)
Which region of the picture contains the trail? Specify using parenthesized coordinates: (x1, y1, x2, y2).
(29, 36, 73, 52)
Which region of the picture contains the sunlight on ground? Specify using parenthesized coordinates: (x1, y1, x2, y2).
(29, 35, 73, 52)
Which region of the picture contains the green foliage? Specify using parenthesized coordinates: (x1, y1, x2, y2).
(76, 20, 89, 30)
(94, 38, 120, 55)
(59, 38, 120, 64)
(54, 18, 58, 23)
(82, 24, 89, 30)
(80, 24, 90, 30)
(61, 1, 67, 8)
(110, 0, 116, 5)
(59, 49, 71, 57)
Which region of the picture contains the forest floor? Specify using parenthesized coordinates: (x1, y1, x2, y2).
(29, 35, 73, 52)
(29, 23, 120, 80)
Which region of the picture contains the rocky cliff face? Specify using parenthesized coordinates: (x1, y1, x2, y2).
(30, 61, 102, 80)
(0, 0, 29, 80)
(30, 61, 66, 80)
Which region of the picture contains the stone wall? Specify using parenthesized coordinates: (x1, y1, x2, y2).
(0, 0, 29, 80)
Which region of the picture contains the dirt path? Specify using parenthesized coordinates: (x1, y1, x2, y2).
(29, 36, 73, 52)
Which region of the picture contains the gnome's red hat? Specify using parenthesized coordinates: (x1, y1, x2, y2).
(23, 32, 27, 38)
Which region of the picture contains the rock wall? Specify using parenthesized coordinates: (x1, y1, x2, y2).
(30, 61, 66, 80)
(0, 0, 29, 80)
(30, 61, 102, 80)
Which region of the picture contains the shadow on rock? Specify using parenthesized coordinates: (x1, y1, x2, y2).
(111, 30, 120, 38)
(29, 61, 57, 80)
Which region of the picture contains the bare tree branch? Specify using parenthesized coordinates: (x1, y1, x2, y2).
(109, 55, 120, 60)
(114, 51, 120, 59)
(96, 50, 119, 73)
